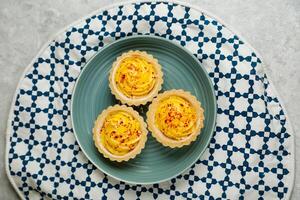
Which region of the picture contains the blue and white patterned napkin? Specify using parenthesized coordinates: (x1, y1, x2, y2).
(6, 1, 294, 199)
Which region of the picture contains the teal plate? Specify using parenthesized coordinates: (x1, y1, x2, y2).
(71, 35, 216, 184)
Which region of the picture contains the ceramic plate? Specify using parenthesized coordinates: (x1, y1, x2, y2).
(71, 35, 216, 184)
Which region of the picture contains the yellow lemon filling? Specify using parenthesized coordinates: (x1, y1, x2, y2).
(114, 55, 157, 98)
(155, 95, 197, 140)
(100, 110, 142, 156)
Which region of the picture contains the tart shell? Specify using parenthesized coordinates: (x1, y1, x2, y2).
(93, 105, 148, 162)
(146, 89, 204, 148)
(109, 50, 163, 106)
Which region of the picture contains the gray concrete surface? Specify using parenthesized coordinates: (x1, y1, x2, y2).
(0, 0, 299, 199)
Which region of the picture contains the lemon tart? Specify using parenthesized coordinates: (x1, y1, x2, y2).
(109, 50, 163, 106)
(93, 105, 148, 162)
(147, 90, 204, 148)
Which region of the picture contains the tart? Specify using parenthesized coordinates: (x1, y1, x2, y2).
(147, 90, 204, 148)
(93, 105, 148, 162)
(109, 50, 163, 106)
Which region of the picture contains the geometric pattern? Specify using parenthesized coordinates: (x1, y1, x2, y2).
(6, 1, 294, 199)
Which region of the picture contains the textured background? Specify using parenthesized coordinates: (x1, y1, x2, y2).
(0, 0, 299, 199)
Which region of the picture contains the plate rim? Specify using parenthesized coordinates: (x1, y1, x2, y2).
(71, 35, 217, 185)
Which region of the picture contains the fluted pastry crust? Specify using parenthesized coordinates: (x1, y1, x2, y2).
(147, 90, 204, 148)
(109, 50, 163, 106)
(93, 105, 148, 162)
